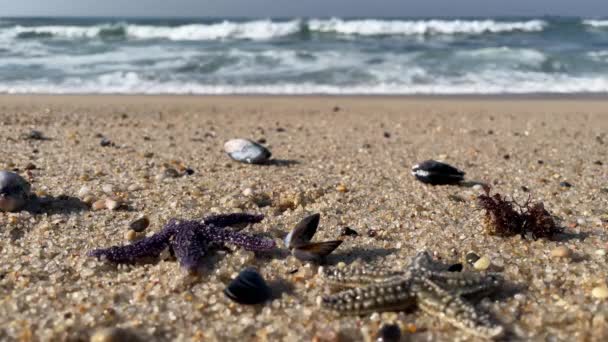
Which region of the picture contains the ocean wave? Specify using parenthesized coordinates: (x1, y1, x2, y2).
(583, 19, 608, 28)
(308, 18, 547, 36)
(5, 18, 547, 41)
(3, 70, 608, 94)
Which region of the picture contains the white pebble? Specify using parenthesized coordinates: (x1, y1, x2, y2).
(595, 249, 607, 256)
(101, 184, 114, 194)
(242, 188, 253, 196)
(592, 286, 608, 299)
(105, 199, 120, 211)
(473, 256, 491, 270)
(551, 246, 572, 258)
(78, 186, 91, 197)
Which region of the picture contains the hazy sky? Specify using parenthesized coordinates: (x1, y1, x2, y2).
(2, 0, 607, 18)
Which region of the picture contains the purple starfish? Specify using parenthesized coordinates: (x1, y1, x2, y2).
(88, 213, 275, 273)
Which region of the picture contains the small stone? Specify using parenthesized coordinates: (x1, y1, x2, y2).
(163, 168, 180, 179)
(559, 181, 573, 188)
(129, 216, 150, 232)
(383, 132, 391, 138)
(78, 186, 91, 198)
(242, 188, 253, 197)
(22, 130, 45, 140)
(125, 230, 137, 241)
(340, 227, 359, 237)
(143, 152, 154, 158)
(592, 285, 608, 300)
(473, 256, 491, 270)
(101, 184, 113, 194)
(465, 252, 480, 266)
(92, 199, 107, 211)
(100, 137, 113, 147)
(336, 184, 348, 193)
(594, 160, 603, 165)
(24, 163, 36, 170)
(184, 168, 195, 175)
(105, 199, 120, 211)
(595, 249, 607, 256)
(90, 327, 136, 342)
(551, 246, 572, 258)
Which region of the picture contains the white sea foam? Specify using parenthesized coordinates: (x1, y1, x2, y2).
(583, 20, 608, 28)
(3, 70, 608, 95)
(308, 18, 547, 36)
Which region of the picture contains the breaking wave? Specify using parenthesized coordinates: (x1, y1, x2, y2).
(5, 18, 548, 41)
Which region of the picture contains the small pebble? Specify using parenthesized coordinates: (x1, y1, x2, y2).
(551, 246, 572, 258)
(90, 327, 136, 342)
(336, 184, 348, 193)
(78, 186, 91, 198)
(592, 285, 608, 300)
(594, 160, 603, 165)
(184, 168, 195, 175)
(129, 216, 150, 232)
(100, 138, 112, 147)
(242, 188, 253, 197)
(473, 256, 491, 270)
(92, 199, 107, 211)
(102, 184, 113, 194)
(595, 249, 607, 256)
(465, 252, 480, 265)
(125, 230, 138, 241)
(163, 168, 180, 178)
(559, 181, 573, 188)
(383, 132, 391, 138)
(22, 130, 45, 140)
(340, 226, 359, 236)
(105, 199, 120, 211)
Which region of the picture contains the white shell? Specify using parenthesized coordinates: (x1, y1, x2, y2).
(224, 139, 271, 164)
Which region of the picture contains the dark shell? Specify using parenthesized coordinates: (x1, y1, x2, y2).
(293, 240, 343, 262)
(411, 160, 465, 185)
(340, 226, 359, 237)
(376, 323, 401, 342)
(284, 213, 320, 248)
(224, 267, 271, 305)
(447, 263, 463, 272)
(129, 216, 150, 232)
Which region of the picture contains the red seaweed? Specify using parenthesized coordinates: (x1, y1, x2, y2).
(477, 187, 561, 239)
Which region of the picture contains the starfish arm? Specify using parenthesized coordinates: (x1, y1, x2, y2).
(415, 278, 504, 339)
(323, 265, 405, 288)
(199, 224, 276, 251)
(202, 213, 264, 227)
(322, 280, 416, 315)
(426, 271, 503, 296)
(87, 225, 176, 263)
(171, 223, 209, 273)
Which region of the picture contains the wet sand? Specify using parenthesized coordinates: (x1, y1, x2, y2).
(0, 95, 607, 341)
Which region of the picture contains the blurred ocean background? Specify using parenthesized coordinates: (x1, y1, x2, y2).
(2, 17, 608, 94)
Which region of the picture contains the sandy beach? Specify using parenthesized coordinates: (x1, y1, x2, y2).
(0, 95, 607, 341)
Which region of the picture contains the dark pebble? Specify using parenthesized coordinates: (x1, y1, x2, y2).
(487, 130, 494, 135)
(362, 143, 372, 149)
(465, 252, 480, 266)
(24, 163, 36, 170)
(340, 227, 359, 237)
(100, 138, 112, 147)
(333, 106, 340, 112)
(184, 168, 195, 176)
(503, 154, 510, 160)
(143, 136, 151, 141)
(129, 216, 150, 232)
(257, 138, 267, 144)
(521, 186, 530, 192)
(383, 132, 391, 138)
(367, 229, 378, 238)
(560, 181, 572, 188)
(594, 160, 603, 165)
(23, 130, 45, 140)
(447, 263, 463, 272)
(276, 127, 286, 132)
(163, 168, 180, 178)
(224, 268, 271, 305)
(376, 323, 401, 342)
(538, 160, 544, 164)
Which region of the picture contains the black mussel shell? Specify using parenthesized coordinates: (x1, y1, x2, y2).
(284, 213, 320, 248)
(292, 240, 343, 262)
(224, 267, 271, 305)
(376, 323, 401, 342)
(411, 159, 465, 185)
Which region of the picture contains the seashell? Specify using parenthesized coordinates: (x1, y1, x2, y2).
(376, 323, 401, 342)
(285, 213, 342, 262)
(0, 171, 31, 212)
(292, 241, 343, 262)
(224, 267, 271, 305)
(411, 160, 465, 185)
(284, 213, 320, 248)
(224, 139, 271, 164)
